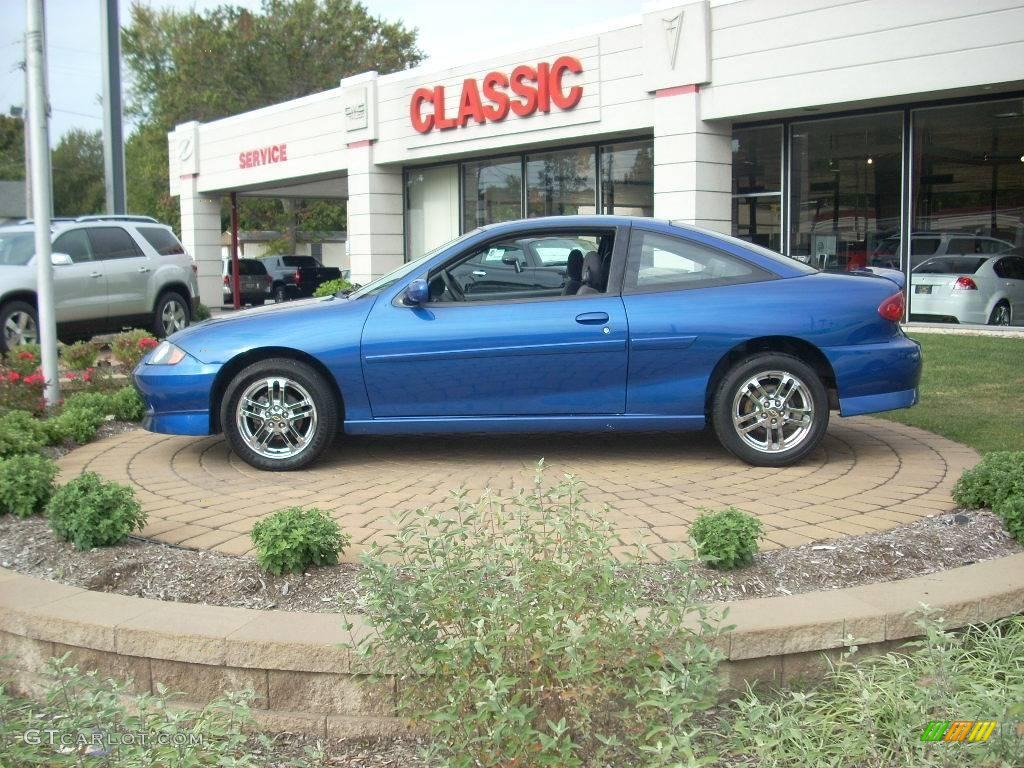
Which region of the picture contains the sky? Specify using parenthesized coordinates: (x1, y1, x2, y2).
(0, 0, 647, 145)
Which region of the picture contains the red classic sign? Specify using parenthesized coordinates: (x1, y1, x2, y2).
(410, 56, 583, 134)
(238, 143, 288, 169)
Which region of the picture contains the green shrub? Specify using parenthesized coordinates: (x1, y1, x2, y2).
(47, 472, 146, 550)
(4, 343, 41, 376)
(0, 655, 257, 767)
(194, 302, 212, 321)
(953, 451, 1024, 510)
(110, 385, 145, 422)
(62, 390, 112, 414)
(60, 340, 100, 371)
(0, 410, 46, 458)
(251, 506, 348, 575)
(352, 465, 725, 768)
(690, 507, 763, 569)
(993, 495, 1024, 545)
(44, 406, 106, 445)
(0, 453, 58, 517)
(110, 329, 158, 369)
(312, 278, 352, 297)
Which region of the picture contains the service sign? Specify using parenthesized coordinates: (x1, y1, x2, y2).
(410, 55, 583, 134)
(238, 143, 288, 169)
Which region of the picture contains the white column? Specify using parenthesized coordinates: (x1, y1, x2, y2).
(346, 143, 404, 284)
(178, 177, 222, 307)
(652, 86, 732, 234)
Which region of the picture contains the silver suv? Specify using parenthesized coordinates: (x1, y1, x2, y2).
(0, 216, 200, 353)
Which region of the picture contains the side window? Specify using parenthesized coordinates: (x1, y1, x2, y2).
(946, 238, 978, 255)
(52, 230, 92, 263)
(624, 230, 770, 293)
(137, 226, 185, 256)
(910, 237, 940, 256)
(87, 227, 145, 260)
(1001, 257, 1024, 280)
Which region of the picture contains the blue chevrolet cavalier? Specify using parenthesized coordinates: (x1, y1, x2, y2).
(133, 216, 921, 471)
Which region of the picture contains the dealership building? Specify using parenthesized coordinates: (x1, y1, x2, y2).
(169, 0, 1024, 322)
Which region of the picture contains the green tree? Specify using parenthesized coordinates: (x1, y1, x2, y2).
(51, 129, 105, 216)
(0, 114, 25, 181)
(122, 0, 423, 232)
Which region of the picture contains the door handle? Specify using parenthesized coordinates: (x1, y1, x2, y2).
(575, 312, 609, 325)
(138, 266, 150, 273)
(472, 270, 486, 276)
(89, 272, 102, 278)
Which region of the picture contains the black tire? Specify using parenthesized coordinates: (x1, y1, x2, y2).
(988, 301, 1011, 326)
(221, 358, 337, 471)
(712, 353, 829, 467)
(0, 300, 39, 354)
(153, 291, 191, 338)
(273, 284, 288, 303)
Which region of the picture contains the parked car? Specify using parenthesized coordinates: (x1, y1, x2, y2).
(0, 215, 199, 353)
(222, 258, 272, 306)
(134, 216, 921, 471)
(909, 254, 1024, 325)
(260, 255, 341, 302)
(869, 232, 1016, 270)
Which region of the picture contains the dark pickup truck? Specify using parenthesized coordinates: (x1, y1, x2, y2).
(261, 255, 341, 302)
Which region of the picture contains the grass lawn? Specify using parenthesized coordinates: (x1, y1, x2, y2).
(877, 332, 1024, 455)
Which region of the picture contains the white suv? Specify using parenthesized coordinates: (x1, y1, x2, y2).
(0, 216, 200, 352)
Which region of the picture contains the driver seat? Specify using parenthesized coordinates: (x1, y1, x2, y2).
(576, 251, 604, 295)
(562, 249, 584, 295)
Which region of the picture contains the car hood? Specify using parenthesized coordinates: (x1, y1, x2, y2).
(167, 293, 375, 365)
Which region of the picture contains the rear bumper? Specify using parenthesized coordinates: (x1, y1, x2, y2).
(132, 353, 220, 436)
(823, 334, 922, 417)
(909, 293, 989, 324)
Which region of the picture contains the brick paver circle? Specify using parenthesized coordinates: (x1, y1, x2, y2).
(56, 418, 978, 562)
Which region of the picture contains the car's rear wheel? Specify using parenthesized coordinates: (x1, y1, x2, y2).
(0, 301, 39, 354)
(273, 284, 287, 303)
(221, 358, 337, 471)
(712, 353, 829, 467)
(154, 292, 191, 337)
(988, 301, 1011, 326)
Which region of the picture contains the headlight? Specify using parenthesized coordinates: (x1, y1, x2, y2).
(147, 341, 186, 365)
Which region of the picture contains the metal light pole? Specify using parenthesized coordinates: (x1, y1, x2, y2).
(100, 0, 126, 214)
(26, 0, 59, 406)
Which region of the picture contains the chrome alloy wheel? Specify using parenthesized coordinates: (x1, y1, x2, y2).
(235, 377, 318, 460)
(161, 298, 188, 335)
(731, 370, 815, 454)
(3, 310, 38, 347)
(990, 304, 1011, 326)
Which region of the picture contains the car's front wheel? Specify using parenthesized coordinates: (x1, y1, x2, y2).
(0, 301, 39, 354)
(221, 358, 337, 470)
(712, 353, 829, 467)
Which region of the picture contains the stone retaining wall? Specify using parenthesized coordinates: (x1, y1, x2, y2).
(2, 555, 1022, 738)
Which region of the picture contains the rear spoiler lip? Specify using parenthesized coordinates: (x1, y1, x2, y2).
(846, 266, 906, 290)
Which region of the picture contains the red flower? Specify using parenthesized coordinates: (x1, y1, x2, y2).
(82, 368, 93, 383)
(24, 373, 45, 386)
(65, 372, 77, 381)
(138, 337, 158, 351)
(6, 371, 21, 382)
(17, 351, 36, 361)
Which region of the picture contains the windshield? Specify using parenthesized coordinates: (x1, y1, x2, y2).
(0, 231, 36, 266)
(348, 229, 480, 299)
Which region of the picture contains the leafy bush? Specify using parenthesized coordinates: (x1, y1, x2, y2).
(4, 343, 41, 376)
(0, 366, 46, 415)
(110, 385, 145, 422)
(251, 506, 349, 575)
(0, 655, 257, 766)
(194, 302, 212, 321)
(44, 406, 106, 445)
(352, 464, 725, 768)
(690, 507, 763, 569)
(47, 471, 146, 550)
(725, 611, 1024, 767)
(0, 410, 46, 458)
(60, 340, 100, 371)
(62, 390, 112, 414)
(110, 329, 158, 369)
(953, 451, 1024, 510)
(993, 495, 1024, 545)
(0, 453, 58, 517)
(312, 278, 352, 297)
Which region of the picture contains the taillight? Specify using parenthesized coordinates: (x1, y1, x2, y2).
(878, 291, 904, 322)
(293, 270, 302, 283)
(191, 263, 198, 275)
(953, 276, 978, 291)
(222, 275, 229, 286)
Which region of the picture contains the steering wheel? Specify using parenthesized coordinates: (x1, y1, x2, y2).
(440, 269, 465, 301)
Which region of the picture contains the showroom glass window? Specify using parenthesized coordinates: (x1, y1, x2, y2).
(407, 164, 459, 259)
(525, 147, 597, 218)
(908, 99, 1024, 319)
(462, 158, 523, 230)
(600, 140, 653, 216)
(789, 113, 903, 270)
(732, 125, 783, 252)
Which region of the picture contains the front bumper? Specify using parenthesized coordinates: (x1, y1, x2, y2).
(132, 352, 221, 436)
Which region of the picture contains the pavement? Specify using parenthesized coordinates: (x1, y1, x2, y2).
(55, 417, 978, 562)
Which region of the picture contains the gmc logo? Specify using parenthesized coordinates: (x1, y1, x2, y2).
(410, 56, 583, 134)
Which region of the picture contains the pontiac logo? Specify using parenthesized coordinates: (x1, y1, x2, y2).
(663, 11, 683, 69)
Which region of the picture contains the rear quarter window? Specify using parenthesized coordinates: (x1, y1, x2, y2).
(225, 260, 268, 275)
(282, 256, 319, 268)
(137, 227, 185, 256)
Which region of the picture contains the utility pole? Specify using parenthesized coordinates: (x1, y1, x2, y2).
(100, 0, 126, 213)
(26, 0, 59, 406)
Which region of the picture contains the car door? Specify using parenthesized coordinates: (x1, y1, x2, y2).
(88, 226, 152, 320)
(50, 228, 107, 323)
(359, 227, 629, 418)
(996, 257, 1024, 320)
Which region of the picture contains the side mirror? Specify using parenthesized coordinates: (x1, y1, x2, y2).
(50, 252, 73, 266)
(502, 254, 523, 273)
(403, 278, 429, 305)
